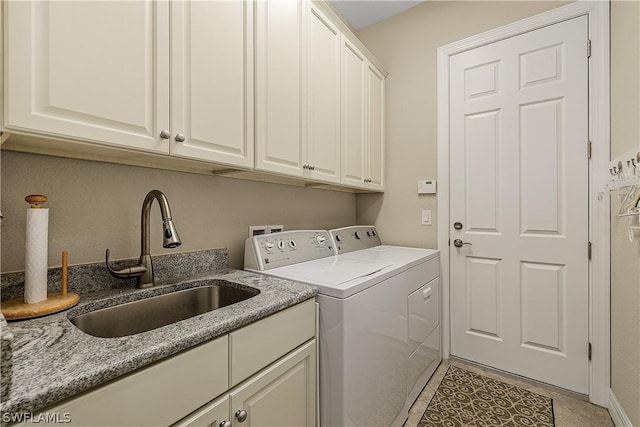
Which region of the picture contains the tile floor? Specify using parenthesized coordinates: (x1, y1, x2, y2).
(405, 359, 614, 427)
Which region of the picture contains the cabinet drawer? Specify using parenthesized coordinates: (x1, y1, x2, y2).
(230, 299, 315, 386)
(22, 336, 229, 427)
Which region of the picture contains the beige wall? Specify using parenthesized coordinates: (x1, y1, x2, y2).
(1, 151, 355, 272)
(610, 0, 640, 424)
(355, 0, 569, 248)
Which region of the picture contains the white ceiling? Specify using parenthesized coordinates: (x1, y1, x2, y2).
(329, 0, 426, 31)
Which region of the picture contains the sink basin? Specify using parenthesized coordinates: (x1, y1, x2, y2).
(70, 284, 259, 338)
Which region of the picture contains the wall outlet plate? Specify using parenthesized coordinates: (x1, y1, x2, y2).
(249, 225, 284, 237)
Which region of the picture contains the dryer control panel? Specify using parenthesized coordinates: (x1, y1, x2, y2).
(329, 226, 382, 254)
(244, 230, 334, 271)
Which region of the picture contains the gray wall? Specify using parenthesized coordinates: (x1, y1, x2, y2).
(1, 151, 355, 272)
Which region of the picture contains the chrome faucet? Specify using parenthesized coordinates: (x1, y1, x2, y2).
(106, 190, 182, 288)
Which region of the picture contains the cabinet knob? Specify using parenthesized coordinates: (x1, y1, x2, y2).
(235, 409, 248, 423)
(175, 133, 186, 143)
(220, 421, 232, 427)
(159, 130, 171, 139)
(309, 165, 315, 171)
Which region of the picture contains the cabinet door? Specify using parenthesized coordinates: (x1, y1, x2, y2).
(255, 0, 307, 177)
(4, 1, 170, 153)
(172, 395, 230, 427)
(306, 6, 341, 184)
(170, 1, 254, 168)
(366, 63, 385, 191)
(340, 38, 367, 189)
(230, 340, 316, 427)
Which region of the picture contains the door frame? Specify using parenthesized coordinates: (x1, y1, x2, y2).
(437, 0, 610, 406)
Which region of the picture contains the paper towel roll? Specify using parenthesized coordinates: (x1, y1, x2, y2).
(25, 208, 48, 304)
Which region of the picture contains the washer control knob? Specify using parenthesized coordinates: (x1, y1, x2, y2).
(354, 231, 361, 240)
(316, 235, 327, 245)
(371, 230, 377, 236)
(366, 231, 372, 237)
(277, 240, 285, 250)
(335, 234, 342, 242)
(264, 242, 275, 251)
(288, 240, 297, 248)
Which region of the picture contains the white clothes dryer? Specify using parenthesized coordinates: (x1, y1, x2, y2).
(244, 230, 408, 427)
(329, 226, 442, 409)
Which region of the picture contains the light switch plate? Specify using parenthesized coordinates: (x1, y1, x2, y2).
(421, 210, 432, 226)
(418, 180, 436, 194)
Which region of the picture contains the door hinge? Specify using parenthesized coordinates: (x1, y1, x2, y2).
(587, 141, 592, 159)
(587, 39, 592, 58)
(588, 342, 592, 361)
(588, 241, 592, 260)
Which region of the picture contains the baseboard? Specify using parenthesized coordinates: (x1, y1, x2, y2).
(609, 389, 634, 427)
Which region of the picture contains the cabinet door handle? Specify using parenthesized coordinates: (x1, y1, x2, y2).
(309, 165, 315, 170)
(220, 421, 232, 427)
(159, 130, 171, 139)
(175, 133, 186, 143)
(235, 409, 248, 423)
(303, 164, 309, 169)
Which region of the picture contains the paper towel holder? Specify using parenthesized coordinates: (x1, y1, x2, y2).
(25, 194, 48, 208)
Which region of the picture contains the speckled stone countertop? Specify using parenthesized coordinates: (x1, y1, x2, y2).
(0, 251, 317, 416)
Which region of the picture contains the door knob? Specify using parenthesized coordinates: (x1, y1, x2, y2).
(453, 239, 472, 248)
(175, 133, 186, 143)
(159, 130, 171, 139)
(235, 409, 248, 423)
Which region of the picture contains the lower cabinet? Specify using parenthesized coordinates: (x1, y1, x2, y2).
(175, 340, 316, 427)
(16, 300, 316, 427)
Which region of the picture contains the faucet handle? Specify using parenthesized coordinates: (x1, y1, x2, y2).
(105, 249, 147, 279)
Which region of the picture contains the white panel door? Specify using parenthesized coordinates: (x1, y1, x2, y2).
(4, 1, 170, 153)
(449, 16, 589, 393)
(170, 0, 254, 168)
(307, 5, 341, 184)
(341, 39, 367, 188)
(255, 0, 307, 176)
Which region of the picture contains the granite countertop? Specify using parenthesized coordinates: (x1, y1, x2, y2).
(0, 262, 317, 416)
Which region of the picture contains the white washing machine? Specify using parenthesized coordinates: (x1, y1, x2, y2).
(329, 226, 442, 409)
(244, 230, 409, 427)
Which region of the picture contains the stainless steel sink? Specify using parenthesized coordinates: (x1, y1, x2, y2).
(70, 284, 259, 338)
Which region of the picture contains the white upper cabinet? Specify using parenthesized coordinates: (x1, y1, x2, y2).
(4, 1, 170, 153)
(255, 0, 307, 177)
(367, 63, 385, 191)
(3, 0, 384, 191)
(306, 5, 341, 184)
(170, 1, 254, 168)
(341, 39, 367, 187)
(340, 38, 385, 190)
(4, 0, 254, 168)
